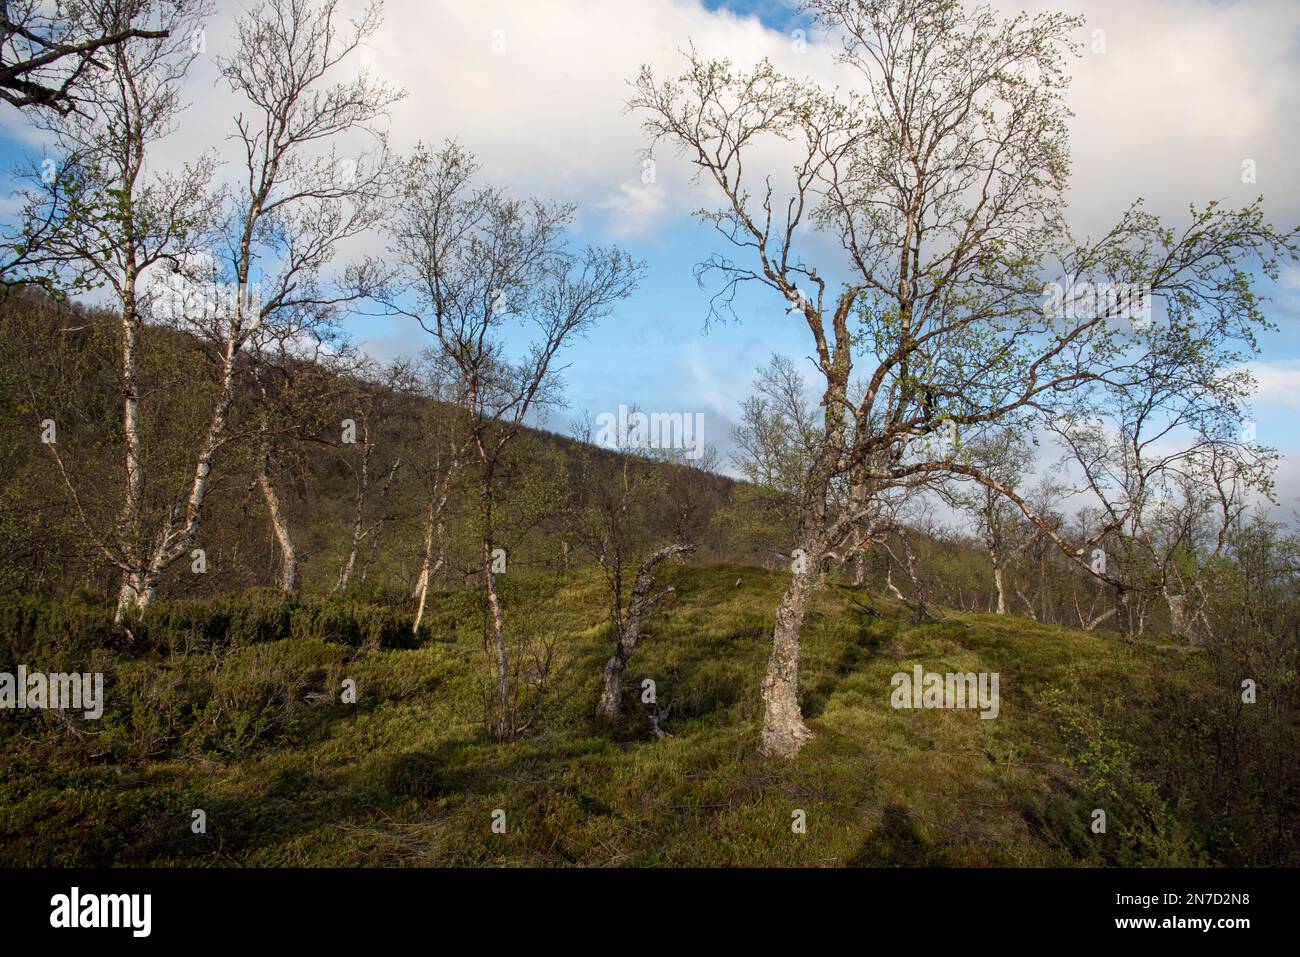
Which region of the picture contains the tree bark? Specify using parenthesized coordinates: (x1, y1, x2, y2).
(476, 473, 510, 738)
(846, 467, 868, 588)
(483, 533, 509, 738)
(114, 570, 144, 623)
(598, 647, 628, 718)
(760, 552, 820, 757)
(114, 334, 244, 620)
(258, 438, 298, 593)
(991, 546, 1007, 615)
(884, 565, 906, 601)
(336, 436, 373, 595)
(596, 543, 692, 717)
(411, 550, 443, 635)
(120, 279, 144, 563)
(412, 506, 446, 636)
(412, 462, 457, 636)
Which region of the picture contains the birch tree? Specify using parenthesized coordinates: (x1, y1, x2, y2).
(84, 0, 400, 615)
(333, 359, 409, 595)
(16, 0, 215, 622)
(0, 0, 170, 114)
(188, 0, 400, 597)
(389, 141, 642, 739)
(409, 351, 471, 636)
(244, 302, 349, 592)
(569, 416, 693, 718)
(1049, 409, 1274, 640)
(633, 0, 1297, 756)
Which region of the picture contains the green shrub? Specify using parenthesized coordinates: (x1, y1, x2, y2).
(141, 591, 293, 654)
(181, 641, 341, 757)
(0, 591, 419, 659)
(290, 598, 414, 649)
(1040, 686, 1206, 866)
(0, 595, 115, 667)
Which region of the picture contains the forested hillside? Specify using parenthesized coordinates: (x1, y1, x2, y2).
(2, 288, 1297, 867)
(6, 287, 1295, 650)
(1, 0, 1297, 881)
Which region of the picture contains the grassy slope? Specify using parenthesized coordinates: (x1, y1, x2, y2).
(0, 564, 1201, 867)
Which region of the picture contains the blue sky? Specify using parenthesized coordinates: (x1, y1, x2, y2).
(701, 0, 813, 30)
(3, 0, 1299, 517)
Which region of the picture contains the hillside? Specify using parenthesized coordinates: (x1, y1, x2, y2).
(0, 563, 1268, 867)
(0, 287, 748, 600)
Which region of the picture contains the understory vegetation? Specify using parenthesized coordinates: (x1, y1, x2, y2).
(2, 565, 1294, 867)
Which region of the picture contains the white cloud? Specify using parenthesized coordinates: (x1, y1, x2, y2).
(598, 181, 671, 237)
(384, 0, 856, 241)
(1243, 359, 1300, 412)
(361, 0, 1300, 243)
(7, 1, 1296, 254)
(1022, 0, 1300, 236)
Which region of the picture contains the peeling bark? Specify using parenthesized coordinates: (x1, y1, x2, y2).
(760, 555, 821, 757)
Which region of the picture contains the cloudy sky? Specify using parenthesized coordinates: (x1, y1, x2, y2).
(3, 0, 1299, 516)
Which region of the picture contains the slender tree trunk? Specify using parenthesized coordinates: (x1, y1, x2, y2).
(113, 269, 145, 625)
(1014, 583, 1038, 620)
(337, 519, 361, 593)
(478, 476, 509, 738)
(413, 500, 437, 622)
(884, 565, 906, 601)
(991, 547, 1007, 615)
(483, 533, 509, 738)
(258, 438, 298, 593)
(120, 284, 144, 552)
(411, 549, 443, 636)
(337, 435, 399, 594)
(336, 444, 369, 594)
(412, 470, 456, 637)
(898, 531, 933, 619)
(115, 338, 244, 620)
(597, 543, 692, 717)
(358, 458, 401, 586)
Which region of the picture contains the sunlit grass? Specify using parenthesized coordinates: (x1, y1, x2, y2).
(0, 564, 1212, 866)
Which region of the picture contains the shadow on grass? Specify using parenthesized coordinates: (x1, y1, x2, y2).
(848, 804, 951, 867)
